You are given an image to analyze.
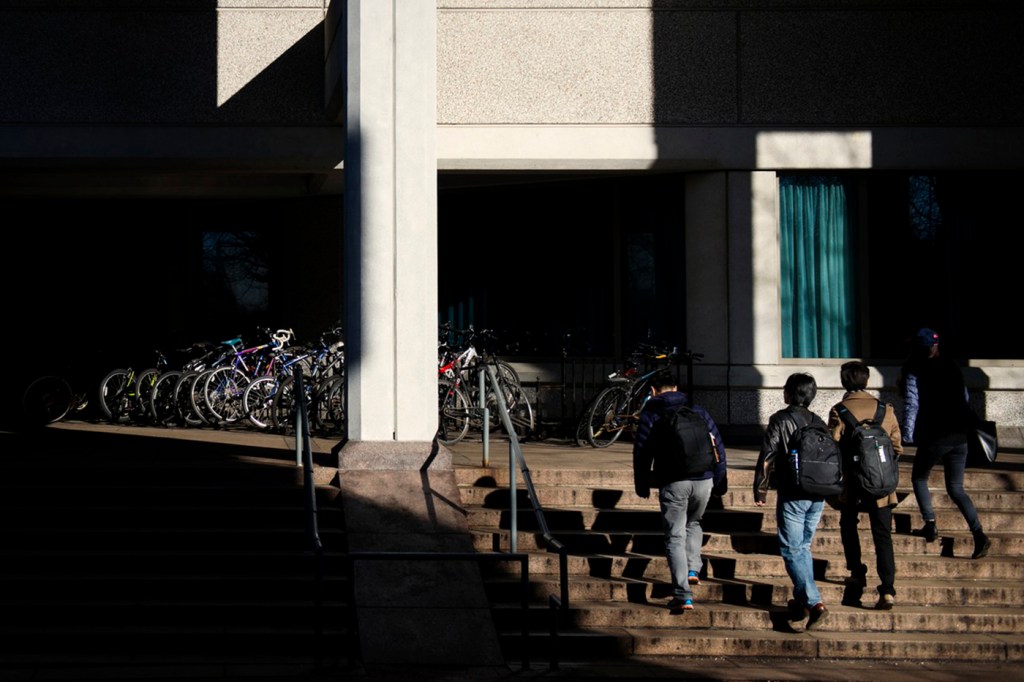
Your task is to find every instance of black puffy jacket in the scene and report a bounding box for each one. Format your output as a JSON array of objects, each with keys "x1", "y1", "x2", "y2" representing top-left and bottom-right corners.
[{"x1": 753, "y1": 404, "x2": 828, "y2": 503}]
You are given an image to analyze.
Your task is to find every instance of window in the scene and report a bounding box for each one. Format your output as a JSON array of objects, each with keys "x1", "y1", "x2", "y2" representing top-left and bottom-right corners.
[
  {"x1": 781, "y1": 171, "x2": 1024, "y2": 361},
  {"x1": 202, "y1": 230, "x2": 271, "y2": 316},
  {"x1": 779, "y1": 175, "x2": 858, "y2": 358}
]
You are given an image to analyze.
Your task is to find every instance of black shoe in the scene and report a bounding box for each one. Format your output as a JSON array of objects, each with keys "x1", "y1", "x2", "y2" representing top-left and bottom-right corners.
[
  {"x1": 973, "y1": 532, "x2": 992, "y2": 559},
  {"x1": 844, "y1": 565, "x2": 868, "y2": 587},
  {"x1": 806, "y1": 603, "x2": 829, "y2": 630},
  {"x1": 913, "y1": 521, "x2": 939, "y2": 542},
  {"x1": 875, "y1": 594, "x2": 895, "y2": 610}
]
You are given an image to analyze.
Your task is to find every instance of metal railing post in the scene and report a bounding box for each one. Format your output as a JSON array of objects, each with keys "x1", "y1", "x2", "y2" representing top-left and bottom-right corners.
[
  {"x1": 509, "y1": 439, "x2": 517, "y2": 554},
  {"x1": 479, "y1": 365, "x2": 489, "y2": 467}
]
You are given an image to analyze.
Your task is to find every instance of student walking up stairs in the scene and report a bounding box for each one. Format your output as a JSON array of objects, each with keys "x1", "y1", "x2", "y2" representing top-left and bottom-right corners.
[{"x1": 455, "y1": 438, "x2": 1024, "y2": 674}]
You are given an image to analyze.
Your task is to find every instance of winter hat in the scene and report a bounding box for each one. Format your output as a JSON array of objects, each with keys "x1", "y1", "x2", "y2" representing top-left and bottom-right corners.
[{"x1": 915, "y1": 328, "x2": 940, "y2": 348}]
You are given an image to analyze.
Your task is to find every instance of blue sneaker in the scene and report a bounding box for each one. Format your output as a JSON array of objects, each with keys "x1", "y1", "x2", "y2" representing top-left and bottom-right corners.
[
  {"x1": 687, "y1": 570, "x2": 701, "y2": 585},
  {"x1": 667, "y1": 597, "x2": 694, "y2": 614}
]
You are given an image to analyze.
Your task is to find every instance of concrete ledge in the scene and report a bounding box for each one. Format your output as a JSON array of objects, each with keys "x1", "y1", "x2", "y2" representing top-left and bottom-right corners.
[{"x1": 337, "y1": 439, "x2": 452, "y2": 471}]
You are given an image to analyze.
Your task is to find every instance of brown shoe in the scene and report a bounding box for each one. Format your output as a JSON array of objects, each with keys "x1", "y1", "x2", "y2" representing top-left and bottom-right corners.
[
  {"x1": 806, "y1": 603, "x2": 829, "y2": 630},
  {"x1": 875, "y1": 594, "x2": 895, "y2": 610}
]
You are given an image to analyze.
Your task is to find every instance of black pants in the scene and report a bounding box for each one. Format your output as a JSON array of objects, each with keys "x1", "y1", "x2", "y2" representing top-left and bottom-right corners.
[{"x1": 839, "y1": 495, "x2": 896, "y2": 598}]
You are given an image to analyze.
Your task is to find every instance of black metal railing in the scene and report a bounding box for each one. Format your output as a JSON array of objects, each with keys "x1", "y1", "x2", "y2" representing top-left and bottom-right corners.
[{"x1": 293, "y1": 367, "x2": 325, "y2": 667}]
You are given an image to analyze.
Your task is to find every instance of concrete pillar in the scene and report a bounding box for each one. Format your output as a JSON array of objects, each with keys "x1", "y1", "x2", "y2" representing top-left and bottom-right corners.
[{"x1": 343, "y1": 0, "x2": 438, "y2": 449}]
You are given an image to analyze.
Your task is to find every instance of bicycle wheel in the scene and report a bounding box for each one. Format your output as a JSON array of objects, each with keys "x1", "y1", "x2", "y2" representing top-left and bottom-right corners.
[
  {"x1": 495, "y1": 360, "x2": 521, "y2": 389},
  {"x1": 98, "y1": 368, "x2": 134, "y2": 424},
  {"x1": 174, "y1": 371, "x2": 204, "y2": 427},
  {"x1": 496, "y1": 381, "x2": 534, "y2": 441},
  {"x1": 312, "y1": 374, "x2": 346, "y2": 437},
  {"x1": 133, "y1": 367, "x2": 161, "y2": 424},
  {"x1": 150, "y1": 370, "x2": 182, "y2": 426},
  {"x1": 437, "y1": 377, "x2": 471, "y2": 446},
  {"x1": 585, "y1": 385, "x2": 631, "y2": 448},
  {"x1": 203, "y1": 366, "x2": 249, "y2": 424},
  {"x1": 22, "y1": 375, "x2": 73, "y2": 427},
  {"x1": 189, "y1": 368, "x2": 218, "y2": 425},
  {"x1": 242, "y1": 375, "x2": 278, "y2": 431}
]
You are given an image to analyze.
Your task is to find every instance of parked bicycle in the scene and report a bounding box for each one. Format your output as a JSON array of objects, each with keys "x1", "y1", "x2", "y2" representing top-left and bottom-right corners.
[
  {"x1": 195, "y1": 328, "x2": 295, "y2": 426},
  {"x1": 578, "y1": 344, "x2": 681, "y2": 448},
  {"x1": 436, "y1": 323, "x2": 533, "y2": 445},
  {"x1": 20, "y1": 374, "x2": 89, "y2": 427},
  {"x1": 242, "y1": 325, "x2": 345, "y2": 435},
  {"x1": 97, "y1": 349, "x2": 169, "y2": 425}
]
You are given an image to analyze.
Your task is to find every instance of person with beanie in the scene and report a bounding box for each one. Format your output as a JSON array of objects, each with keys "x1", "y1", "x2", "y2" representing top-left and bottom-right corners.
[{"x1": 901, "y1": 328, "x2": 991, "y2": 559}]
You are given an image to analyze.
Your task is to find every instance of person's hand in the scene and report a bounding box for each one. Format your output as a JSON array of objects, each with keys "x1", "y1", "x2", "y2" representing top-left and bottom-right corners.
[
  {"x1": 713, "y1": 475, "x2": 728, "y2": 498},
  {"x1": 754, "y1": 499, "x2": 766, "y2": 507}
]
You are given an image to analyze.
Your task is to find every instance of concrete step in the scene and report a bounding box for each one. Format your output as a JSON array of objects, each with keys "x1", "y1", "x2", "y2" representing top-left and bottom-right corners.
[
  {"x1": 0, "y1": 574, "x2": 350, "y2": 601},
  {"x1": 490, "y1": 599, "x2": 1024, "y2": 634},
  {"x1": 0, "y1": 505, "x2": 345, "y2": 530},
  {"x1": 469, "y1": 528, "x2": 1024, "y2": 558},
  {"x1": 496, "y1": 624, "x2": 1024, "y2": 661},
  {"x1": 0, "y1": 549, "x2": 351, "y2": 576},
  {"x1": 0, "y1": 484, "x2": 342, "y2": 508},
  {"x1": 1, "y1": 527, "x2": 348, "y2": 551},
  {"x1": 465, "y1": 505, "x2": 1024, "y2": 535},
  {"x1": 483, "y1": 574, "x2": 1024, "y2": 609},
  {"x1": 703, "y1": 551, "x2": 1022, "y2": 581},
  {"x1": 459, "y1": 483, "x2": 1024, "y2": 512},
  {"x1": 487, "y1": 547, "x2": 1023, "y2": 581},
  {"x1": 456, "y1": 465, "x2": 1024, "y2": 491}
]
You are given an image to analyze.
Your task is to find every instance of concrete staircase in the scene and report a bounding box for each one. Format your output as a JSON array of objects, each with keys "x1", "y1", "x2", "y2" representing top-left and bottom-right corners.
[
  {"x1": 457, "y1": 451, "x2": 1024, "y2": 666},
  {"x1": 0, "y1": 428, "x2": 352, "y2": 677}
]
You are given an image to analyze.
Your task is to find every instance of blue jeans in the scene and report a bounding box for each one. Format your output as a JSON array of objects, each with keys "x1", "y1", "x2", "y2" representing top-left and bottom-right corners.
[
  {"x1": 912, "y1": 441, "x2": 982, "y2": 533},
  {"x1": 659, "y1": 478, "x2": 713, "y2": 600},
  {"x1": 777, "y1": 497, "x2": 825, "y2": 609}
]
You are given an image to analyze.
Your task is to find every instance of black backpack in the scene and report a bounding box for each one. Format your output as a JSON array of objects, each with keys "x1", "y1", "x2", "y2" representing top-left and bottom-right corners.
[
  {"x1": 780, "y1": 410, "x2": 844, "y2": 497},
  {"x1": 648, "y1": 404, "x2": 717, "y2": 479},
  {"x1": 836, "y1": 401, "x2": 899, "y2": 498}
]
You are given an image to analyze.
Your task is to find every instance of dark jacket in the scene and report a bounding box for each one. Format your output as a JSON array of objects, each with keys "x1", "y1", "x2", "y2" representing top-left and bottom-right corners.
[
  {"x1": 827, "y1": 390, "x2": 903, "y2": 508},
  {"x1": 632, "y1": 390, "x2": 727, "y2": 497},
  {"x1": 753, "y1": 404, "x2": 827, "y2": 504},
  {"x1": 901, "y1": 354, "x2": 971, "y2": 446}
]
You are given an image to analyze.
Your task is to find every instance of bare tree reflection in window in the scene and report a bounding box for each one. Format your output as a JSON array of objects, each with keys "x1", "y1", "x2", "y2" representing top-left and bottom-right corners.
[
  {"x1": 203, "y1": 231, "x2": 270, "y2": 314},
  {"x1": 909, "y1": 176, "x2": 941, "y2": 241}
]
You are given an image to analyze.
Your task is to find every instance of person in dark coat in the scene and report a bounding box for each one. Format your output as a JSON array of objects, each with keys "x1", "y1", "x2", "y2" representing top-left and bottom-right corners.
[
  {"x1": 901, "y1": 328, "x2": 991, "y2": 559},
  {"x1": 633, "y1": 369, "x2": 727, "y2": 614},
  {"x1": 753, "y1": 372, "x2": 830, "y2": 631}
]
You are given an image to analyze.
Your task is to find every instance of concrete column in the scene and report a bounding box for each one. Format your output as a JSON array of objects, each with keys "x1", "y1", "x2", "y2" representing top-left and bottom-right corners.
[{"x1": 343, "y1": 0, "x2": 438, "y2": 448}]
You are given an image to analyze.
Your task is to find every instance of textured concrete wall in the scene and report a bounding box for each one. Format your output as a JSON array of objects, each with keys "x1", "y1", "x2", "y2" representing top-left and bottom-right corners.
[
  {"x1": 0, "y1": 2, "x2": 328, "y2": 124},
  {"x1": 438, "y1": 0, "x2": 1024, "y2": 126}
]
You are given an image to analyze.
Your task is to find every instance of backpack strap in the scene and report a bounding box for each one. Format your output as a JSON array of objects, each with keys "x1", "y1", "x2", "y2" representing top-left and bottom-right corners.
[
  {"x1": 837, "y1": 400, "x2": 886, "y2": 428},
  {"x1": 836, "y1": 404, "x2": 857, "y2": 430}
]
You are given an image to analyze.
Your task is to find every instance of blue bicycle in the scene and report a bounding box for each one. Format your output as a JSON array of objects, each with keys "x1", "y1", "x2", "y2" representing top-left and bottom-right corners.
[{"x1": 579, "y1": 345, "x2": 678, "y2": 448}]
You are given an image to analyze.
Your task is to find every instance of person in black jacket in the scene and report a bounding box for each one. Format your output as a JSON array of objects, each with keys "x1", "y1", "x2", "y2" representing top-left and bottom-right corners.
[
  {"x1": 901, "y1": 328, "x2": 990, "y2": 559},
  {"x1": 753, "y1": 372, "x2": 830, "y2": 631},
  {"x1": 633, "y1": 369, "x2": 727, "y2": 614}
]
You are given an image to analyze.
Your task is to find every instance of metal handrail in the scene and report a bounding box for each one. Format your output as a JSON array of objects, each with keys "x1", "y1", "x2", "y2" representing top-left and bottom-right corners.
[
  {"x1": 294, "y1": 362, "x2": 565, "y2": 670},
  {"x1": 481, "y1": 363, "x2": 570, "y2": 613},
  {"x1": 293, "y1": 366, "x2": 325, "y2": 667}
]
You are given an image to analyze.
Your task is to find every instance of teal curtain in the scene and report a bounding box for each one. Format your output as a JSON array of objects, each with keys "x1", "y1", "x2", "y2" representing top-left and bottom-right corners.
[{"x1": 779, "y1": 176, "x2": 857, "y2": 358}]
